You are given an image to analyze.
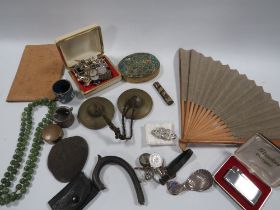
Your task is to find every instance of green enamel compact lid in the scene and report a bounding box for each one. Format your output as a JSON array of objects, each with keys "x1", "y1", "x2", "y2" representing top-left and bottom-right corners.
[{"x1": 118, "y1": 53, "x2": 160, "y2": 83}]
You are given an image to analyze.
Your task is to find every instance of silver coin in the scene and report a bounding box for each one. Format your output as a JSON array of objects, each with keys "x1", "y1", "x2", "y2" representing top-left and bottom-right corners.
[
  {"x1": 97, "y1": 66, "x2": 108, "y2": 74},
  {"x1": 89, "y1": 69, "x2": 98, "y2": 77},
  {"x1": 91, "y1": 75, "x2": 100, "y2": 81},
  {"x1": 139, "y1": 153, "x2": 151, "y2": 167},
  {"x1": 149, "y1": 153, "x2": 163, "y2": 168}
]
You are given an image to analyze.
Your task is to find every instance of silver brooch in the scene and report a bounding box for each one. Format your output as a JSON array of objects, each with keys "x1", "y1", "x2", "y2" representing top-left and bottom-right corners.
[{"x1": 151, "y1": 127, "x2": 177, "y2": 141}]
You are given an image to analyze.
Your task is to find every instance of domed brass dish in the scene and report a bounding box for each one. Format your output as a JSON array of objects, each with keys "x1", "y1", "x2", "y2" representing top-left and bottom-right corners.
[
  {"x1": 41, "y1": 124, "x2": 64, "y2": 144},
  {"x1": 78, "y1": 97, "x2": 115, "y2": 129},
  {"x1": 117, "y1": 89, "x2": 153, "y2": 119}
]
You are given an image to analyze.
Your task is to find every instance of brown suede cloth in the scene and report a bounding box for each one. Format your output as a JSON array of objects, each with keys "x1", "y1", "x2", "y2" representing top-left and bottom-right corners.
[{"x1": 6, "y1": 44, "x2": 64, "y2": 102}]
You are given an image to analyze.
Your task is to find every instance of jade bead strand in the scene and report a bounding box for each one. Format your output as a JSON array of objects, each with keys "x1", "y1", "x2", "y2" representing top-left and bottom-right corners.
[{"x1": 0, "y1": 99, "x2": 56, "y2": 205}]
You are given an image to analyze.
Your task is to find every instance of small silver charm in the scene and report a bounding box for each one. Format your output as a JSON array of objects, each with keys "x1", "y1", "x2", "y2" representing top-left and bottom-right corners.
[
  {"x1": 151, "y1": 127, "x2": 177, "y2": 141},
  {"x1": 167, "y1": 180, "x2": 184, "y2": 195},
  {"x1": 135, "y1": 153, "x2": 167, "y2": 183},
  {"x1": 139, "y1": 153, "x2": 151, "y2": 168},
  {"x1": 166, "y1": 169, "x2": 213, "y2": 195},
  {"x1": 72, "y1": 56, "x2": 111, "y2": 86},
  {"x1": 144, "y1": 168, "x2": 155, "y2": 180},
  {"x1": 89, "y1": 68, "x2": 98, "y2": 78},
  {"x1": 149, "y1": 153, "x2": 163, "y2": 168}
]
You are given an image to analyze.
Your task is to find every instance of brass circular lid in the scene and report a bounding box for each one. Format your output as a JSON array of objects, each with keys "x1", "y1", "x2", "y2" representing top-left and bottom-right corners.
[
  {"x1": 41, "y1": 124, "x2": 64, "y2": 144},
  {"x1": 78, "y1": 97, "x2": 115, "y2": 129},
  {"x1": 118, "y1": 53, "x2": 160, "y2": 83},
  {"x1": 117, "y1": 89, "x2": 153, "y2": 119}
]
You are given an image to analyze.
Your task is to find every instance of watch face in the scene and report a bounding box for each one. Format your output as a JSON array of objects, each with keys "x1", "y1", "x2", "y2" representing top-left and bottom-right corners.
[
  {"x1": 139, "y1": 153, "x2": 151, "y2": 167},
  {"x1": 149, "y1": 153, "x2": 163, "y2": 168}
]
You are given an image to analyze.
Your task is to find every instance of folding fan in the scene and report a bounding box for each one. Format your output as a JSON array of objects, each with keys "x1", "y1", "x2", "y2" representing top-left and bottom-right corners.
[{"x1": 179, "y1": 49, "x2": 280, "y2": 149}]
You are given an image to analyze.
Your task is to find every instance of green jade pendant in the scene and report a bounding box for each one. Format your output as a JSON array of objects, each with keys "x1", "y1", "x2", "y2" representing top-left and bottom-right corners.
[{"x1": 0, "y1": 98, "x2": 56, "y2": 205}]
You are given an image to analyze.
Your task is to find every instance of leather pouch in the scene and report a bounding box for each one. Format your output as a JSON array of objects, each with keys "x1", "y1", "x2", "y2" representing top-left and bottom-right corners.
[
  {"x1": 48, "y1": 155, "x2": 145, "y2": 210},
  {"x1": 48, "y1": 172, "x2": 99, "y2": 210}
]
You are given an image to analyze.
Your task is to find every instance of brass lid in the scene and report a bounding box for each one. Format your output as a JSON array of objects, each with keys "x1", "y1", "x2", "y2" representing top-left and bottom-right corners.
[
  {"x1": 41, "y1": 124, "x2": 64, "y2": 144},
  {"x1": 117, "y1": 89, "x2": 153, "y2": 119},
  {"x1": 78, "y1": 97, "x2": 115, "y2": 129}
]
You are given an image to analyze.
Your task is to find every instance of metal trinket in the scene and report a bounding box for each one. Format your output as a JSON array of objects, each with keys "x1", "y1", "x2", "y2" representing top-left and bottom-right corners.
[
  {"x1": 41, "y1": 123, "x2": 64, "y2": 144},
  {"x1": 78, "y1": 89, "x2": 153, "y2": 141},
  {"x1": 139, "y1": 153, "x2": 151, "y2": 168},
  {"x1": 153, "y1": 81, "x2": 174, "y2": 105},
  {"x1": 72, "y1": 56, "x2": 112, "y2": 86},
  {"x1": 135, "y1": 150, "x2": 194, "y2": 184},
  {"x1": 117, "y1": 88, "x2": 153, "y2": 119},
  {"x1": 159, "y1": 149, "x2": 193, "y2": 185},
  {"x1": 149, "y1": 153, "x2": 163, "y2": 168},
  {"x1": 52, "y1": 79, "x2": 75, "y2": 104},
  {"x1": 166, "y1": 169, "x2": 213, "y2": 195},
  {"x1": 151, "y1": 127, "x2": 177, "y2": 141},
  {"x1": 166, "y1": 180, "x2": 183, "y2": 195},
  {"x1": 53, "y1": 106, "x2": 74, "y2": 128},
  {"x1": 144, "y1": 168, "x2": 155, "y2": 180},
  {"x1": 224, "y1": 166, "x2": 262, "y2": 205},
  {"x1": 135, "y1": 153, "x2": 163, "y2": 182},
  {"x1": 78, "y1": 97, "x2": 115, "y2": 130}
]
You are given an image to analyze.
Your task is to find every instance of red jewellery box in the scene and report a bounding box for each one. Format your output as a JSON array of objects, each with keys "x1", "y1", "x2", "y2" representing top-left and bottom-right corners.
[
  {"x1": 214, "y1": 133, "x2": 280, "y2": 210},
  {"x1": 55, "y1": 25, "x2": 121, "y2": 96}
]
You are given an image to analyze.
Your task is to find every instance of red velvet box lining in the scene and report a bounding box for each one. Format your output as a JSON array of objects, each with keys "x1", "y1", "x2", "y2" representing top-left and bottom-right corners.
[
  {"x1": 214, "y1": 156, "x2": 271, "y2": 210},
  {"x1": 70, "y1": 56, "x2": 120, "y2": 93}
]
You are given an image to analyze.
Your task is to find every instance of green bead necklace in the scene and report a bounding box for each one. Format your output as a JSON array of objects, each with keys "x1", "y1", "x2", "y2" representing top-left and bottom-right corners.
[{"x1": 0, "y1": 98, "x2": 56, "y2": 206}]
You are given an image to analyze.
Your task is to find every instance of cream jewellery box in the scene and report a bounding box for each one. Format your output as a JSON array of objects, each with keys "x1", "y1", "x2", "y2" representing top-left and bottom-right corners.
[{"x1": 55, "y1": 25, "x2": 121, "y2": 96}]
